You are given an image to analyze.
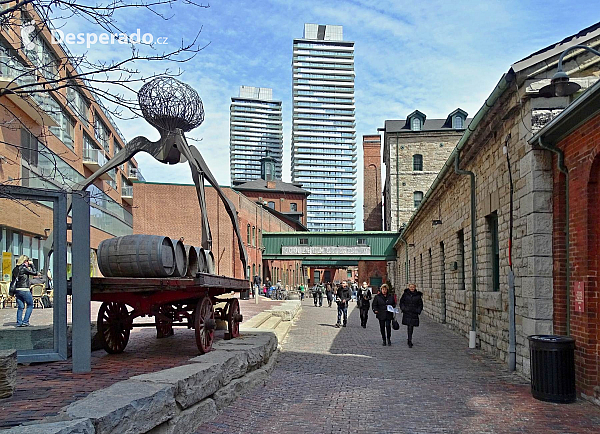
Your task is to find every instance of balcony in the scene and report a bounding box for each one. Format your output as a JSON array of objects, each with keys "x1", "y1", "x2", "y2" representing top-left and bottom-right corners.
[
  {"x1": 127, "y1": 166, "x2": 144, "y2": 181},
  {"x1": 0, "y1": 56, "x2": 58, "y2": 127},
  {"x1": 82, "y1": 148, "x2": 111, "y2": 179},
  {"x1": 121, "y1": 185, "x2": 133, "y2": 205}
]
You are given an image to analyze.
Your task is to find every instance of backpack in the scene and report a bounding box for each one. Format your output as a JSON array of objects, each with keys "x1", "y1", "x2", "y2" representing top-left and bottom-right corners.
[
  {"x1": 41, "y1": 294, "x2": 52, "y2": 308},
  {"x1": 9, "y1": 266, "x2": 19, "y2": 296}
]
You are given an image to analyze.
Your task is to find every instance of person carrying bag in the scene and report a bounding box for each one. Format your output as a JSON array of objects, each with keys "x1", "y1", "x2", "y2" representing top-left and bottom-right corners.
[
  {"x1": 372, "y1": 283, "x2": 396, "y2": 346},
  {"x1": 400, "y1": 283, "x2": 424, "y2": 348},
  {"x1": 12, "y1": 255, "x2": 38, "y2": 327}
]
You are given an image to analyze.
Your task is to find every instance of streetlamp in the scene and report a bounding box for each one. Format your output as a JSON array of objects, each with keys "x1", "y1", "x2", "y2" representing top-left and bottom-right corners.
[{"x1": 539, "y1": 44, "x2": 600, "y2": 97}]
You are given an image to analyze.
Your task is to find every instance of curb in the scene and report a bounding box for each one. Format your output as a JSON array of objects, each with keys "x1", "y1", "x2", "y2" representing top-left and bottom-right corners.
[{"x1": 4, "y1": 300, "x2": 301, "y2": 433}]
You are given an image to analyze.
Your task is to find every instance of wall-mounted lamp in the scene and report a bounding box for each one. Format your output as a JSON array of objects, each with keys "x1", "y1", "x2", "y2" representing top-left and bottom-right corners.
[
  {"x1": 539, "y1": 44, "x2": 600, "y2": 97},
  {"x1": 432, "y1": 219, "x2": 443, "y2": 226}
]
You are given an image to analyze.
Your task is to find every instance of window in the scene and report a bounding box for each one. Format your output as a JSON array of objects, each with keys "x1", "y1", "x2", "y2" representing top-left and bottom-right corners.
[
  {"x1": 413, "y1": 154, "x2": 423, "y2": 171},
  {"x1": 357, "y1": 238, "x2": 367, "y2": 245},
  {"x1": 20, "y1": 128, "x2": 39, "y2": 166},
  {"x1": 488, "y1": 212, "x2": 500, "y2": 292},
  {"x1": 453, "y1": 116, "x2": 464, "y2": 129},
  {"x1": 299, "y1": 238, "x2": 308, "y2": 245},
  {"x1": 258, "y1": 229, "x2": 262, "y2": 248},
  {"x1": 290, "y1": 202, "x2": 298, "y2": 212},
  {"x1": 413, "y1": 191, "x2": 423, "y2": 208},
  {"x1": 67, "y1": 85, "x2": 90, "y2": 126},
  {"x1": 411, "y1": 117, "x2": 421, "y2": 131},
  {"x1": 458, "y1": 230, "x2": 465, "y2": 290},
  {"x1": 246, "y1": 224, "x2": 250, "y2": 245},
  {"x1": 94, "y1": 117, "x2": 110, "y2": 153},
  {"x1": 48, "y1": 99, "x2": 74, "y2": 148},
  {"x1": 267, "y1": 201, "x2": 275, "y2": 209},
  {"x1": 252, "y1": 226, "x2": 256, "y2": 247}
]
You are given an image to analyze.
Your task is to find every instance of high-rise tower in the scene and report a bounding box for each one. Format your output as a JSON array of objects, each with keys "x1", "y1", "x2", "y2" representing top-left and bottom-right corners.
[
  {"x1": 230, "y1": 86, "x2": 283, "y2": 185},
  {"x1": 291, "y1": 24, "x2": 356, "y2": 231}
]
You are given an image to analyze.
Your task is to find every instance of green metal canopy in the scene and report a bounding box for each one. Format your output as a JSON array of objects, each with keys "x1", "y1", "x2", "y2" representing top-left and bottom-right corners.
[{"x1": 262, "y1": 231, "x2": 398, "y2": 262}]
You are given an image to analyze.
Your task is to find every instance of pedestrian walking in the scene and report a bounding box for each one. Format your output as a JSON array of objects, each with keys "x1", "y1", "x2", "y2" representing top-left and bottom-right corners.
[
  {"x1": 335, "y1": 280, "x2": 351, "y2": 328},
  {"x1": 372, "y1": 283, "x2": 396, "y2": 346},
  {"x1": 275, "y1": 280, "x2": 283, "y2": 300},
  {"x1": 11, "y1": 255, "x2": 39, "y2": 327},
  {"x1": 252, "y1": 274, "x2": 261, "y2": 299},
  {"x1": 400, "y1": 283, "x2": 423, "y2": 348},
  {"x1": 357, "y1": 283, "x2": 372, "y2": 328},
  {"x1": 299, "y1": 284, "x2": 305, "y2": 301},
  {"x1": 313, "y1": 284, "x2": 323, "y2": 307},
  {"x1": 325, "y1": 282, "x2": 333, "y2": 307}
]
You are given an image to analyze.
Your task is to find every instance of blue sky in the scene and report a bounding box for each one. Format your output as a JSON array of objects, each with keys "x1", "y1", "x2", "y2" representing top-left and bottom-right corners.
[{"x1": 62, "y1": 0, "x2": 600, "y2": 229}]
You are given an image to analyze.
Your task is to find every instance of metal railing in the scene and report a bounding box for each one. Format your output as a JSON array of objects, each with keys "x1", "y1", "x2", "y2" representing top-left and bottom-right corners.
[
  {"x1": 82, "y1": 148, "x2": 107, "y2": 166},
  {"x1": 121, "y1": 185, "x2": 133, "y2": 197}
]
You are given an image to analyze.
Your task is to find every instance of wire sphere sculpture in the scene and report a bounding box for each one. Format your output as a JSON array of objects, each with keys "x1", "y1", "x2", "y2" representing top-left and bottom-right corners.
[{"x1": 138, "y1": 77, "x2": 205, "y2": 133}]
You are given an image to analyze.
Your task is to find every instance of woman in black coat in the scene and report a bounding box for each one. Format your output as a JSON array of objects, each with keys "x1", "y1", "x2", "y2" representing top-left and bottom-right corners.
[
  {"x1": 372, "y1": 284, "x2": 396, "y2": 346},
  {"x1": 400, "y1": 283, "x2": 423, "y2": 348}
]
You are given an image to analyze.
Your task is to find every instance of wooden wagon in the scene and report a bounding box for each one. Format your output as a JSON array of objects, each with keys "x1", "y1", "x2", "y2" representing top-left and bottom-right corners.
[{"x1": 90, "y1": 274, "x2": 249, "y2": 354}]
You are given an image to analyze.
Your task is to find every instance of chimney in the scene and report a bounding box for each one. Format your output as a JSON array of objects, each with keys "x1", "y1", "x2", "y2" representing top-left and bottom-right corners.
[
  {"x1": 363, "y1": 134, "x2": 383, "y2": 231},
  {"x1": 267, "y1": 181, "x2": 276, "y2": 189}
]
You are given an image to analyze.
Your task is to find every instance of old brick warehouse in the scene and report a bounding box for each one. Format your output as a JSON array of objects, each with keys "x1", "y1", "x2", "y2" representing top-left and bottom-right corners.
[{"x1": 386, "y1": 23, "x2": 600, "y2": 404}]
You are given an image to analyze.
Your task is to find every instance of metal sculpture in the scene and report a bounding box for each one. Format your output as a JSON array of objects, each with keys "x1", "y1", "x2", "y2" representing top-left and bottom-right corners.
[{"x1": 53, "y1": 77, "x2": 248, "y2": 278}]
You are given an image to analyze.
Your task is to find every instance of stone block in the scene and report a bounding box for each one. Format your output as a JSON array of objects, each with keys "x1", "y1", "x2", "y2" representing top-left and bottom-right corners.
[
  {"x1": 212, "y1": 350, "x2": 279, "y2": 410},
  {"x1": 3, "y1": 419, "x2": 95, "y2": 434},
  {"x1": 131, "y1": 361, "x2": 222, "y2": 409},
  {"x1": 521, "y1": 276, "x2": 553, "y2": 299},
  {"x1": 478, "y1": 291, "x2": 503, "y2": 311},
  {"x1": 147, "y1": 398, "x2": 217, "y2": 434},
  {"x1": 0, "y1": 349, "x2": 17, "y2": 399},
  {"x1": 527, "y1": 298, "x2": 553, "y2": 320},
  {"x1": 526, "y1": 256, "x2": 553, "y2": 277},
  {"x1": 454, "y1": 290, "x2": 467, "y2": 305},
  {"x1": 521, "y1": 317, "x2": 553, "y2": 337},
  {"x1": 64, "y1": 380, "x2": 176, "y2": 434},
  {"x1": 526, "y1": 213, "x2": 552, "y2": 235},
  {"x1": 522, "y1": 234, "x2": 552, "y2": 257},
  {"x1": 189, "y1": 350, "x2": 248, "y2": 386}
]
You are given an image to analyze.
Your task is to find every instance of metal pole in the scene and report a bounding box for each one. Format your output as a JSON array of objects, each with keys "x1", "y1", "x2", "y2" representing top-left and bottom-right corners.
[{"x1": 72, "y1": 191, "x2": 91, "y2": 373}]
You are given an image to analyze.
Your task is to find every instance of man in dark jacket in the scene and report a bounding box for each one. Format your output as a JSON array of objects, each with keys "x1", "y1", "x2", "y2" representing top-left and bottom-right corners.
[
  {"x1": 252, "y1": 275, "x2": 261, "y2": 298},
  {"x1": 372, "y1": 284, "x2": 396, "y2": 345},
  {"x1": 400, "y1": 283, "x2": 423, "y2": 348},
  {"x1": 325, "y1": 282, "x2": 333, "y2": 307},
  {"x1": 335, "y1": 280, "x2": 351, "y2": 328},
  {"x1": 357, "y1": 283, "x2": 372, "y2": 328}
]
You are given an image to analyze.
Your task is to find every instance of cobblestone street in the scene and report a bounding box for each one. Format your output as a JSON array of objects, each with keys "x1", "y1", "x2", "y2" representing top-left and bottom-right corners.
[{"x1": 195, "y1": 300, "x2": 600, "y2": 434}]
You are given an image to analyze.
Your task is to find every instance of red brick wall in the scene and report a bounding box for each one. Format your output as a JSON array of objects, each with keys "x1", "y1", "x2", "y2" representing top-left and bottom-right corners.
[
  {"x1": 239, "y1": 191, "x2": 308, "y2": 226},
  {"x1": 553, "y1": 112, "x2": 600, "y2": 400},
  {"x1": 363, "y1": 135, "x2": 383, "y2": 231},
  {"x1": 133, "y1": 182, "x2": 297, "y2": 280},
  {"x1": 358, "y1": 260, "x2": 387, "y2": 289}
]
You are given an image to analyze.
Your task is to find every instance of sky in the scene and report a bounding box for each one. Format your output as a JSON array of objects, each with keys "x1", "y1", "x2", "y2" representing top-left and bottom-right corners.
[{"x1": 59, "y1": 0, "x2": 600, "y2": 229}]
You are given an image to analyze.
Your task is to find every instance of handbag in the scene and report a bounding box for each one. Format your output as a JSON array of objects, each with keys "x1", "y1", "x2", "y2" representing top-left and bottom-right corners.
[
  {"x1": 8, "y1": 266, "x2": 18, "y2": 296},
  {"x1": 392, "y1": 312, "x2": 400, "y2": 330}
]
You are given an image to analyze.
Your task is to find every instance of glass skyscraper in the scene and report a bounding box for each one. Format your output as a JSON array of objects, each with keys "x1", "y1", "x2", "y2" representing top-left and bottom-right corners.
[
  {"x1": 292, "y1": 24, "x2": 356, "y2": 231},
  {"x1": 230, "y1": 86, "x2": 283, "y2": 184}
]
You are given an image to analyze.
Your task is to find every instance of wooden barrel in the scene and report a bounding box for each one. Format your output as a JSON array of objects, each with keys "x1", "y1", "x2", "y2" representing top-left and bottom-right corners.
[
  {"x1": 196, "y1": 247, "x2": 207, "y2": 273},
  {"x1": 98, "y1": 235, "x2": 175, "y2": 277},
  {"x1": 185, "y1": 245, "x2": 199, "y2": 277},
  {"x1": 205, "y1": 249, "x2": 215, "y2": 274},
  {"x1": 169, "y1": 238, "x2": 187, "y2": 277}
]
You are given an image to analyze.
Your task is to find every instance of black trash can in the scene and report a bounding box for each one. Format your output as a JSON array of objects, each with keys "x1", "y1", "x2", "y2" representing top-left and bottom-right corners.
[
  {"x1": 528, "y1": 335, "x2": 576, "y2": 403},
  {"x1": 240, "y1": 289, "x2": 250, "y2": 300}
]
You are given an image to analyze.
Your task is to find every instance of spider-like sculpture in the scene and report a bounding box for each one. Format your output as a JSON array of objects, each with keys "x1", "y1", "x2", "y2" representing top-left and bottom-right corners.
[{"x1": 68, "y1": 78, "x2": 248, "y2": 277}]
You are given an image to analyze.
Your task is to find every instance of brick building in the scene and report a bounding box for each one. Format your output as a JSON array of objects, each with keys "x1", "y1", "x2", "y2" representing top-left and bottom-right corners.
[
  {"x1": 362, "y1": 135, "x2": 382, "y2": 231},
  {"x1": 531, "y1": 80, "x2": 600, "y2": 404},
  {"x1": 391, "y1": 24, "x2": 600, "y2": 383},
  {"x1": 0, "y1": 5, "x2": 141, "y2": 279},
  {"x1": 132, "y1": 181, "x2": 302, "y2": 285},
  {"x1": 380, "y1": 109, "x2": 470, "y2": 231}
]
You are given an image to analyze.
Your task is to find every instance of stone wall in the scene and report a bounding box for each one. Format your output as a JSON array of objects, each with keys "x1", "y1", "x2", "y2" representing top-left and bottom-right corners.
[
  {"x1": 384, "y1": 130, "x2": 461, "y2": 231},
  {"x1": 394, "y1": 88, "x2": 564, "y2": 376}
]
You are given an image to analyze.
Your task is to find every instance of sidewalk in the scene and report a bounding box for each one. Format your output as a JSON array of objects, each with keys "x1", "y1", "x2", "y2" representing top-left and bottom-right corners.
[{"x1": 0, "y1": 296, "x2": 281, "y2": 428}]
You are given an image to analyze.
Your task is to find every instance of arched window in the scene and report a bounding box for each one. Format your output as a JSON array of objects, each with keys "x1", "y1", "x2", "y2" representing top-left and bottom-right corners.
[
  {"x1": 453, "y1": 116, "x2": 463, "y2": 129},
  {"x1": 413, "y1": 154, "x2": 423, "y2": 171},
  {"x1": 411, "y1": 117, "x2": 421, "y2": 131},
  {"x1": 414, "y1": 191, "x2": 423, "y2": 208},
  {"x1": 290, "y1": 202, "x2": 297, "y2": 212},
  {"x1": 267, "y1": 201, "x2": 275, "y2": 209},
  {"x1": 246, "y1": 224, "x2": 250, "y2": 245},
  {"x1": 252, "y1": 226, "x2": 256, "y2": 246}
]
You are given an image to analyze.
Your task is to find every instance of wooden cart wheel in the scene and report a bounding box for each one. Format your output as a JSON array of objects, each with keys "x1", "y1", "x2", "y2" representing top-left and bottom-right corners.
[
  {"x1": 156, "y1": 304, "x2": 174, "y2": 338},
  {"x1": 97, "y1": 302, "x2": 131, "y2": 354},
  {"x1": 194, "y1": 296, "x2": 215, "y2": 353},
  {"x1": 227, "y1": 298, "x2": 242, "y2": 339}
]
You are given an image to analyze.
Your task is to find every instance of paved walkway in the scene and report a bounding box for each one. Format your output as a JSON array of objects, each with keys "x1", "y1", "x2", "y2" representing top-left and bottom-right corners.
[
  {"x1": 0, "y1": 296, "x2": 281, "y2": 428},
  {"x1": 195, "y1": 300, "x2": 600, "y2": 434}
]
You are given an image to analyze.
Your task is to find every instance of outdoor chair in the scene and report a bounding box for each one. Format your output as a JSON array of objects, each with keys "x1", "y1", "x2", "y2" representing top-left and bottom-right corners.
[
  {"x1": 0, "y1": 281, "x2": 15, "y2": 308},
  {"x1": 30, "y1": 283, "x2": 45, "y2": 308}
]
